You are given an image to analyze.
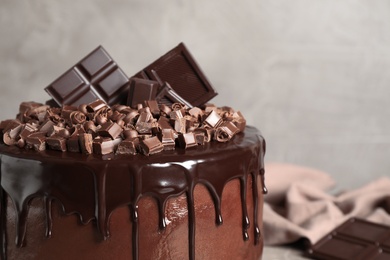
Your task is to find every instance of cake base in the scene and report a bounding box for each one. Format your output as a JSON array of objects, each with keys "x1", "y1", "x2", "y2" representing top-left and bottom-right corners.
[{"x1": 1, "y1": 127, "x2": 266, "y2": 260}]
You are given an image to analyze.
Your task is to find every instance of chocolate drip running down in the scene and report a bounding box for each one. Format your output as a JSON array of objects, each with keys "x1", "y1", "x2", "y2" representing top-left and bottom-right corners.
[{"x1": 0, "y1": 127, "x2": 265, "y2": 260}]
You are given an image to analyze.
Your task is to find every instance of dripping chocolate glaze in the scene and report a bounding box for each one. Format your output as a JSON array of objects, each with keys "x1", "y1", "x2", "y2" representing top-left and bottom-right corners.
[{"x1": 0, "y1": 126, "x2": 266, "y2": 260}]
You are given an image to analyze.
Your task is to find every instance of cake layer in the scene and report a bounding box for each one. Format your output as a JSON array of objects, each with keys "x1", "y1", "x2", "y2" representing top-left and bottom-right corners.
[{"x1": 0, "y1": 126, "x2": 266, "y2": 260}]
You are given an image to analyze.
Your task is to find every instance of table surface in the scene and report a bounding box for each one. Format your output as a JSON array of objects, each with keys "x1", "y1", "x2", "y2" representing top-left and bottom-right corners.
[{"x1": 263, "y1": 245, "x2": 311, "y2": 260}]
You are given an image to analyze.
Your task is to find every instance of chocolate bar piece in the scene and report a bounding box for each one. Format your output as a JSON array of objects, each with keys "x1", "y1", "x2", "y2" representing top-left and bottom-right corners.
[
  {"x1": 139, "y1": 136, "x2": 164, "y2": 155},
  {"x1": 127, "y1": 78, "x2": 159, "y2": 108},
  {"x1": 45, "y1": 46, "x2": 129, "y2": 107},
  {"x1": 308, "y1": 218, "x2": 390, "y2": 260},
  {"x1": 133, "y1": 43, "x2": 217, "y2": 107}
]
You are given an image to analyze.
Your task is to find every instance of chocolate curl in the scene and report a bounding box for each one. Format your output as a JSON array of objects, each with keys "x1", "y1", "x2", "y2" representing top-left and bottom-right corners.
[
  {"x1": 139, "y1": 136, "x2": 164, "y2": 155},
  {"x1": 110, "y1": 111, "x2": 126, "y2": 123},
  {"x1": 215, "y1": 122, "x2": 239, "y2": 142},
  {"x1": 46, "y1": 134, "x2": 67, "y2": 152},
  {"x1": 70, "y1": 111, "x2": 87, "y2": 125},
  {"x1": 61, "y1": 105, "x2": 78, "y2": 126},
  {"x1": 78, "y1": 104, "x2": 88, "y2": 115},
  {"x1": 194, "y1": 132, "x2": 206, "y2": 145},
  {"x1": 26, "y1": 105, "x2": 50, "y2": 123},
  {"x1": 83, "y1": 121, "x2": 98, "y2": 137},
  {"x1": 178, "y1": 133, "x2": 198, "y2": 149},
  {"x1": 2, "y1": 120, "x2": 23, "y2": 145},
  {"x1": 86, "y1": 99, "x2": 108, "y2": 113},
  {"x1": 46, "y1": 108, "x2": 65, "y2": 127},
  {"x1": 19, "y1": 101, "x2": 44, "y2": 115},
  {"x1": 193, "y1": 127, "x2": 214, "y2": 143},
  {"x1": 188, "y1": 107, "x2": 203, "y2": 120},
  {"x1": 18, "y1": 102, "x2": 43, "y2": 123},
  {"x1": 26, "y1": 132, "x2": 47, "y2": 151},
  {"x1": 123, "y1": 110, "x2": 139, "y2": 126},
  {"x1": 232, "y1": 111, "x2": 246, "y2": 132}
]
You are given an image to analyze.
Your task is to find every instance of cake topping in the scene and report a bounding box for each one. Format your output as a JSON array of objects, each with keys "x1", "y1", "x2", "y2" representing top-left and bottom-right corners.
[
  {"x1": 45, "y1": 46, "x2": 129, "y2": 107},
  {"x1": 133, "y1": 43, "x2": 217, "y2": 107},
  {"x1": 0, "y1": 99, "x2": 246, "y2": 155}
]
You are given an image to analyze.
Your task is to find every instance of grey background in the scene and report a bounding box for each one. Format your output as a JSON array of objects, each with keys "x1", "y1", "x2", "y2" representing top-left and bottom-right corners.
[{"x1": 1, "y1": 0, "x2": 390, "y2": 190}]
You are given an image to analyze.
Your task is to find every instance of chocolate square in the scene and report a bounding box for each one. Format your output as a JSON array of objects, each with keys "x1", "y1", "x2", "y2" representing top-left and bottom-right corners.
[
  {"x1": 133, "y1": 43, "x2": 217, "y2": 107},
  {"x1": 45, "y1": 46, "x2": 129, "y2": 107}
]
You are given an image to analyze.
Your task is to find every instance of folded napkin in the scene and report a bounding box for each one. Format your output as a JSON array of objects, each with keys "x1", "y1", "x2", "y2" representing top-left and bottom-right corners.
[{"x1": 263, "y1": 163, "x2": 390, "y2": 246}]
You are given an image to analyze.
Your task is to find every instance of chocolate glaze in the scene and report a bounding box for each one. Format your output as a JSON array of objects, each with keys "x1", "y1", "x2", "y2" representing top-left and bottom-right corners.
[{"x1": 0, "y1": 126, "x2": 265, "y2": 260}]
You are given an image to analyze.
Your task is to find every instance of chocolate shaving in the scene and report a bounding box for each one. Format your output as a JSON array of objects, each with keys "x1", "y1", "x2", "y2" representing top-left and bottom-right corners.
[{"x1": 1, "y1": 98, "x2": 246, "y2": 156}]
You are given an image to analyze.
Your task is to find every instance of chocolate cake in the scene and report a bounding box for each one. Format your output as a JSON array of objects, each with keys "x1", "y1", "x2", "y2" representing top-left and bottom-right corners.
[{"x1": 0, "y1": 43, "x2": 266, "y2": 260}]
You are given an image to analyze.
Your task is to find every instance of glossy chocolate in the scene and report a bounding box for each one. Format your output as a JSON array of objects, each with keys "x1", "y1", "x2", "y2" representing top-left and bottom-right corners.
[
  {"x1": 308, "y1": 218, "x2": 390, "y2": 260},
  {"x1": 0, "y1": 126, "x2": 265, "y2": 260},
  {"x1": 45, "y1": 46, "x2": 129, "y2": 107},
  {"x1": 127, "y1": 78, "x2": 160, "y2": 108},
  {"x1": 133, "y1": 43, "x2": 217, "y2": 107}
]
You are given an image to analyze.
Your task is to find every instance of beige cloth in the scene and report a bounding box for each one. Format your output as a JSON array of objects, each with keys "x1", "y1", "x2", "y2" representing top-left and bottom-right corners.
[{"x1": 263, "y1": 163, "x2": 390, "y2": 246}]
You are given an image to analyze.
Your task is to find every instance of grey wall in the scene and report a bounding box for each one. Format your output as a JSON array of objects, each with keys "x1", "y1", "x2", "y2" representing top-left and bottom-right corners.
[{"x1": 1, "y1": 0, "x2": 390, "y2": 189}]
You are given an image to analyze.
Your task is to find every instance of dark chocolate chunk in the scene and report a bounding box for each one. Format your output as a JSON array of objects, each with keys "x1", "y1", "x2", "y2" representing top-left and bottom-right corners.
[
  {"x1": 79, "y1": 133, "x2": 93, "y2": 154},
  {"x1": 93, "y1": 137, "x2": 121, "y2": 155},
  {"x1": 194, "y1": 131, "x2": 206, "y2": 145},
  {"x1": 155, "y1": 82, "x2": 193, "y2": 108},
  {"x1": 122, "y1": 129, "x2": 138, "y2": 140},
  {"x1": 19, "y1": 123, "x2": 38, "y2": 140},
  {"x1": 45, "y1": 46, "x2": 129, "y2": 107},
  {"x1": 116, "y1": 138, "x2": 139, "y2": 155},
  {"x1": 308, "y1": 218, "x2": 390, "y2": 260},
  {"x1": 160, "y1": 129, "x2": 176, "y2": 150},
  {"x1": 19, "y1": 101, "x2": 44, "y2": 115},
  {"x1": 178, "y1": 133, "x2": 198, "y2": 149},
  {"x1": 38, "y1": 120, "x2": 55, "y2": 134},
  {"x1": 174, "y1": 118, "x2": 187, "y2": 134},
  {"x1": 203, "y1": 110, "x2": 223, "y2": 128},
  {"x1": 127, "y1": 78, "x2": 160, "y2": 108},
  {"x1": 133, "y1": 42, "x2": 217, "y2": 107},
  {"x1": 139, "y1": 136, "x2": 164, "y2": 155},
  {"x1": 193, "y1": 127, "x2": 214, "y2": 143},
  {"x1": 46, "y1": 135, "x2": 67, "y2": 152},
  {"x1": 144, "y1": 100, "x2": 160, "y2": 117},
  {"x1": 98, "y1": 121, "x2": 122, "y2": 140},
  {"x1": 26, "y1": 132, "x2": 47, "y2": 151},
  {"x1": 66, "y1": 127, "x2": 84, "y2": 153}
]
